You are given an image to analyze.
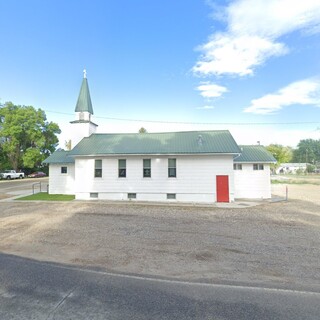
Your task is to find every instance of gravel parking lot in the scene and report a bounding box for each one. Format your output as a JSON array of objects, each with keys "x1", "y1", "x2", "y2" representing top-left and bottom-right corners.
[{"x1": 0, "y1": 184, "x2": 319, "y2": 292}]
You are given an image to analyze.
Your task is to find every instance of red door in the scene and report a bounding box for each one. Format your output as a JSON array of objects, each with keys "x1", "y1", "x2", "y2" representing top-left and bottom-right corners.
[{"x1": 216, "y1": 175, "x2": 229, "y2": 202}]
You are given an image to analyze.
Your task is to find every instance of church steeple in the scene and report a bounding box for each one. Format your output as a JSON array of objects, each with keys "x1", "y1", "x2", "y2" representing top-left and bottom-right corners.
[
  {"x1": 69, "y1": 70, "x2": 98, "y2": 149},
  {"x1": 75, "y1": 69, "x2": 94, "y2": 115}
]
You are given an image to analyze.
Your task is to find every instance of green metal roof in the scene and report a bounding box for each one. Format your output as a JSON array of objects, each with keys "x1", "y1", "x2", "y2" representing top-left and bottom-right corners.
[
  {"x1": 75, "y1": 78, "x2": 94, "y2": 114},
  {"x1": 43, "y1": 137, "x2": 277, "y2": 164},
  {"x1": 234, "y1": 145, "x2": 276, "y2": 163},
  {"x1": 68, "y1": 130, "x2": 241, "y2": 156},
  {"x1": 43, "y1": 150, "x2": 75, "y2": 164}
]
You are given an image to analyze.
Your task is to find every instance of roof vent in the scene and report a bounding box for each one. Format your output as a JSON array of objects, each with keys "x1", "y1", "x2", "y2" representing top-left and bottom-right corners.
[{"x1": 197, "y1": 135, "x2": 203, "y2": 146}]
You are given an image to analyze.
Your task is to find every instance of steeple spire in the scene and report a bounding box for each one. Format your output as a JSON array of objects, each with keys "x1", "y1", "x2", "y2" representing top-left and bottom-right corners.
[
  {"x1": 75, "y1": 70, "x2": 93, "y2": 115},
  {"x1": 70, "y1": 70, "x2": 98, "y2": 148}
]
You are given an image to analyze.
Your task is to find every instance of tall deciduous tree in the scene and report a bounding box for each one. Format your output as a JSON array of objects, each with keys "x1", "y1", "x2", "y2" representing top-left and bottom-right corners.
[
  {"x1": 0, "y1": 143, "x2": 10, "y2": 170},
  {"x1": 138, "y1": 127, "x2": 147, "y2": 133},
  {"x1": 0, "y1": 102, "x2": 61, "y2": 170},
  {"x1": 292, "y1": 139, "x2": 320, "y2": 164},
  {"x1": 266, "y1": 144, "x2": 293, "y2": 165}
]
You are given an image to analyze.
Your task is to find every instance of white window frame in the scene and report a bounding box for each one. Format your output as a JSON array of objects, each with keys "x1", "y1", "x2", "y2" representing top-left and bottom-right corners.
[
  {"x1": 118, "y1": 159, "x2": 126, "y2": 178},
  {"x1": 168, "y1": 158, "x2": 176, "y2": 178},
  {"x1": 253, "y1": 164, "x2": 264, "y2": 170},
  {"x1": 94, "y1": 159, "x2": 102, "y2": 178},
  {"x1": 143, "y1": 159, "x2": 151, "y2": 178},
  {"x1": 61, "y1": 166, "x2": 68, "y2": 174}
]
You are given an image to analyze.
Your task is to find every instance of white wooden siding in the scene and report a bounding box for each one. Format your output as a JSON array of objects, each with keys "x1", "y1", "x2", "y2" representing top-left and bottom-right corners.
[
  {"x1": 74, "y1": 155, "x2": 235, "y2": 203},
  {"x1": 234, "y1": 163, "x2": 271, "y2": 199},
  {"x1": 70, "y1": 122, "x2": 97, "y2": 149},
  {"x1": 48, "y1": 164, "x2": 75, "y2": 195}
]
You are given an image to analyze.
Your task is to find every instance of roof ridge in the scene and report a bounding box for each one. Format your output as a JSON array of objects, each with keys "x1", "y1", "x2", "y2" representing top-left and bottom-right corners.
[
  {"x1": 90, "y1": 130, "x2": 230, "y2": 136},
  {"x1": 239, "y1": 145, "x2": 265, "y2": 147}
]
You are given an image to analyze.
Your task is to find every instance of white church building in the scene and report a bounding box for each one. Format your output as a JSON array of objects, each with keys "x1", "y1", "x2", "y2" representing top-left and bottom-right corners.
[{"x1": 44, "y1": 73, "x2": 276, "y2": 203}]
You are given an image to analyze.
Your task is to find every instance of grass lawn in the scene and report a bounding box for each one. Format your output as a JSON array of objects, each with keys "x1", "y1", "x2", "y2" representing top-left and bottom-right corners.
[
  {"x1": 271, "y1": 174, "x2": 320, "y2": 185},
  {"x1": 17, "y1": 193, "x2": 75, "y2": 201}
]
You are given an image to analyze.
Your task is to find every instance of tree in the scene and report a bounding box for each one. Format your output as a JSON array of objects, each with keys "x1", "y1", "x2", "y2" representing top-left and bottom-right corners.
[
  {"x1": 306, "y1": 164, "x2": 316, "y2": 173},
  {"x1": 266, "y1": 144, "x2": 293, "y2": 165},
  {"x1": 65, "y1": 139, "x2": 72, "y2": 151},
  {"x1": 0, "y1": 143, "x2": 10, "y2": 170},
  {"x1": 292, "y1": 139, "x2": 320, "y2": 164},
  {"x1": 0, "y1": 102, "x2": 61, "y2": 170},
  {"x1": 138, "y1": 127, "x2": 147, "y2": 134}
]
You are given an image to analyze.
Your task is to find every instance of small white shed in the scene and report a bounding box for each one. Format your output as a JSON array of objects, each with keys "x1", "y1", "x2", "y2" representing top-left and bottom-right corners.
[{"x1": 233, "y1": 145, "x2": 276, "y2": 199}]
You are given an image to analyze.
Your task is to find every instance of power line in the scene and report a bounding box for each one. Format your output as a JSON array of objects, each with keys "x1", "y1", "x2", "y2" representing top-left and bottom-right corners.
[{"x1": 44, "y1": 109, "x2": 320, "y2": 126}]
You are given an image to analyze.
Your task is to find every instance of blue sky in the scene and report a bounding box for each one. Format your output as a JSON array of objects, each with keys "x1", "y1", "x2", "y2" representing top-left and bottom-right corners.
[{"x1": 1, "y1": 0, "x2": 320, "y2": 147}]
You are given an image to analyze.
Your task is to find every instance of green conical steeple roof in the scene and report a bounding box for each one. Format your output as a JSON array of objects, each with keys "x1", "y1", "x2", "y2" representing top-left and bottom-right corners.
[{"x1": 75, "y1": 70, "x2": 94, "y2": 114}]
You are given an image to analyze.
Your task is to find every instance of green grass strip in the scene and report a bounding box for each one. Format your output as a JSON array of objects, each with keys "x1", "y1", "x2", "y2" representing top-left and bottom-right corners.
[
  {"x1": 271, "y1": 180, "x2": 320, "y2": 185},
  {"x1": 17, "y1": 193, "x2": 75, "y2": 201}
]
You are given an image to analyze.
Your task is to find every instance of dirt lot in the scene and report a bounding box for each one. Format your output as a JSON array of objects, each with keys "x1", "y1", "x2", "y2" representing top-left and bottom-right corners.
[
  {"x1": 0, "y1": 184, "x2": 319, "y2": 291},
  {"x1": 272, "y1": 183, "x2": 320, "y2": 205}
]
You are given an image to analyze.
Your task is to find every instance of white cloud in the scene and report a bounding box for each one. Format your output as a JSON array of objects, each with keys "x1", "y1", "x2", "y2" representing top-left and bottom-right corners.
[
  {"x1": 196, "y1": 105, "x2": 215, "y2": 110},
  {"x1": 228, "y1": 0, "x2": 320, "y2": 38},
  {"x1": 244, "y1": 78, "x2": 320, "y2": 114},
  {"x1": 194, "y1": 0, "x2": 320, "y2": 76},
  {"x1": 194, "y1": 34, "x2": 286, "y2": 76},
  {"x1": 196, "y1": 82, "x2": 228, "y2": 98}
]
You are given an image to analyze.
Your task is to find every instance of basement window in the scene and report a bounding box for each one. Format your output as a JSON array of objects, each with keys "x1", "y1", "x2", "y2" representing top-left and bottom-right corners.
[
  {"x1": 167, "y1": 193, "x2": 176, "y2": 200},
  {"x1": 128, "y1": 193, "x2": 136, "y2": 199},
  {"x1": 90, "y1": 193, "x2": 98, "y2": 199}
]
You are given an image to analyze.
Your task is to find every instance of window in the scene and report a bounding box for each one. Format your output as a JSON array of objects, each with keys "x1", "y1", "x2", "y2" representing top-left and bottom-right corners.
[
  {"x1": 233, "y1": 164, "x2": 242, "y2": 170},
  {"x1": 168, "y1": 158, "x2": 176, "y2": 177},
  {"x1": 90, "y1": 193, "x2": 98, "y2": 198},
  {"x1": 94, "y1": 159, "x2": 102, "y2": 177},
  {"x1": 167, "y1": 193, "x2": 176, "y2": 199},
  {"x1": 61, "y1": 166, "x2": 68, "y2": 174},
  {"x1": 118, "y1": 159, "x2": 126, "y2": 177},
  {"x1": 143, "y1": 159, "x2": 151, "y2": 178},
  {"x1": 128, "y1": 193, "x2": 136, "y2": 199},
  {"x1": 253, "y1": 164, "x2": 264, "y2": 170}
]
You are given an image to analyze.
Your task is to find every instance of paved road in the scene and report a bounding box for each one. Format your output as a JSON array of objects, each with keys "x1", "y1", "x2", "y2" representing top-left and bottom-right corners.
[
  {"x1": 0, "y1": 178, "x2": 49, "y2": 199},
  {"x1": 0, "y1": 253, "x2": 319, "y2": 320}
]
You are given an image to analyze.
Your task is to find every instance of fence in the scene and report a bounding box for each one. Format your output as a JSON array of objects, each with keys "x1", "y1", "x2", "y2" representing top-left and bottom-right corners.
[{"x1": 32, "y1": 182, "x2": 49, "y2": 194}]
